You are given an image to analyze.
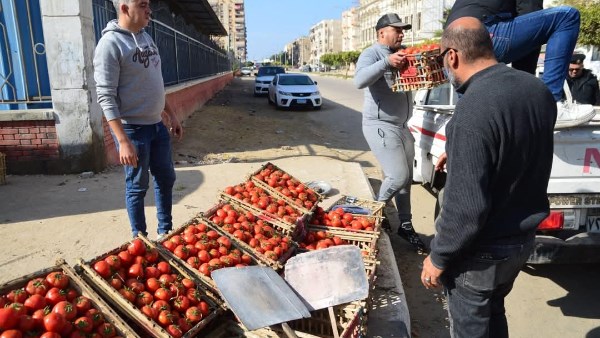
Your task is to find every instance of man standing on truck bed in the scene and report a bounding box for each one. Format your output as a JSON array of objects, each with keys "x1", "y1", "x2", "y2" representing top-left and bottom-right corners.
[
  {"x1": 354, "y1": 13, "x2": 426, "y2": 252},
  {"x1": 420, "y1": 17, "x2": 556, "y2": 337},
  {"x1": 445, "y1": 0, "x2": 595, "y2": 129}
]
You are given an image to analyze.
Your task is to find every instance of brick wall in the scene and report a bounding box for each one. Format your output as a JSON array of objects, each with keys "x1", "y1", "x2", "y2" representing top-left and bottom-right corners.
[{"x1": 0, "y1": 120, "x2": 59, "y2": 162}]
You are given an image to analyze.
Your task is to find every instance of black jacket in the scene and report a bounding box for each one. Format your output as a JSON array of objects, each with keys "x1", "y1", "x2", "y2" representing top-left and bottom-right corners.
[
  {"x1": 429, "y1": 64, "x2": 556, "y2": 270},
  {"x1": 446, "y1": 0, "x2": 543, "y2": 26},
  {"x1": 567, "y1": 70, "x2": 600, "y2": 105}
]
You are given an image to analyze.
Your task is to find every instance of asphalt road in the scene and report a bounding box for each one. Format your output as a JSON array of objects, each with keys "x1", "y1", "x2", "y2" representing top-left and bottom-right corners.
[{"x1": 300, "y1": 72, "x2": 600, "y2": 338}]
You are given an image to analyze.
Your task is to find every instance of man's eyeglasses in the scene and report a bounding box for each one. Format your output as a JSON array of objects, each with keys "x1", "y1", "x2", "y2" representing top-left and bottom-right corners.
[
  {"x1": 568, "y1": 67, "x2": 582, "y2": 72},
  {"x1": 436, "y1": 48, "x2": 458, "y2": 66}
]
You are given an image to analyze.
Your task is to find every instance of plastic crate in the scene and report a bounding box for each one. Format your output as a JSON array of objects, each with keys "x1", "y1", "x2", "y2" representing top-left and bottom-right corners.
[
  {"x1": 392, "y1": 48, "x2": 447, "y2": 92},
  {"x1": 0, "y1": 259, "x2": 140, "y2": 337},
  {"x1": 157, "y1": 215, "x2": 263, "y2": 293},
  {"x1": 77, "y1": 237, "x2": 223, "y2": 338},
  {"x1": 328, "y1": 195, "x2": 385, "y2": 218},
  {"x1": 202, "y1": 202, "x2": 298, "y2": 270},
  {"x1": 249, "y1": 162, "x2": 323, "y2": 214}
]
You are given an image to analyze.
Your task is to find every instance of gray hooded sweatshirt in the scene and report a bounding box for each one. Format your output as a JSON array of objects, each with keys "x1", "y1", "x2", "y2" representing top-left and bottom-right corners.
[
  {"x1": 354, "y1": 43, "x2": 412, "y2": 127},
  {"x1": 94, "y1": 20, "x2": 165, "y2": 125}
]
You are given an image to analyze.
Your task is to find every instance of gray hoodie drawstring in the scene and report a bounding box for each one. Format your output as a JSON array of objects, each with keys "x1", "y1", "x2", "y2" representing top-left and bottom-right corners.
[{"x1": 131, "y1": 32, "x2": 142, "y2": 52}]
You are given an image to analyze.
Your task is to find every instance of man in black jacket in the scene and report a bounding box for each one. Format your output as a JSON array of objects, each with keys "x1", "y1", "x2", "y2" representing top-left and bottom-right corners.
[
  {"x1": 421, "y1": 17, "x2": 556, "y2": 338},
  {"x1": 446, "y1": 0, "x2": 594, "y2": 129},
  {"x1": 567, "y1": 54, "x2": 600, "y2": 105}
]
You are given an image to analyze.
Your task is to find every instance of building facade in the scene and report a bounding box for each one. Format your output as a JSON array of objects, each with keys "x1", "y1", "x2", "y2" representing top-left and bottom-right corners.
[
  {"x1": 342, "y1": 7, "x2": 359, "y2": 51},
  {"x1": 208, "y1": 0, "x2": 235, "y2": 51},
  {"x1": 309, "y1": 19, "x2": 342, "y2": 67},
  {"x1": 233, "y1": 0, "x2": 247, "y2": 62}
]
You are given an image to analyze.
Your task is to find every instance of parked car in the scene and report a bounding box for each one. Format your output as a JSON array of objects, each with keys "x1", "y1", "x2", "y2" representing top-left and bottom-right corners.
[
  {"x1": 254, "y1": 66, "x2": 285, "y2": 96},
  {"x1": 267, "y1": 73, "x2": 322, "y2": 110},
  {"x1": 240, "y1": 67, "x2": 253, "y2": 76}
]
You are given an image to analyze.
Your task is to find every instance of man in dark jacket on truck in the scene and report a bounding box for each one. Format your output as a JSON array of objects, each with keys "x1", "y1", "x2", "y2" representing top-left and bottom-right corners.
[
  {"x1": 567, "y1": 54, "x2": 600, "y2": 105},
  {"x1": 420, "y1": 17, "x2": 556, "y2": 338}
]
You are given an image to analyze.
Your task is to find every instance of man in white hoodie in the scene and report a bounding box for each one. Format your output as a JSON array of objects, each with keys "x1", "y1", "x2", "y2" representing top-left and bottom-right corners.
[{"x1": 94, "y1": 0, "x2": 183, "y2": 241}]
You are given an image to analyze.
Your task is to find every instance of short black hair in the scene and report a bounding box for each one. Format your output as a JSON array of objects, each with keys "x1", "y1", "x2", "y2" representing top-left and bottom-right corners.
[{"x1": 442, "y1": 22, "x2": 495, "y2": 63}]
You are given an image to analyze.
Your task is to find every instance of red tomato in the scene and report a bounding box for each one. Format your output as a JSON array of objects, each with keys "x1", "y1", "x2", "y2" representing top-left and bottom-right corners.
[
  {"x1": 158, "y1": 310, "x2": 175, "y2": 326},
  {"x1": 0, "y1": 307, "x2": 18, "y2": 330},
  {"x1": 53, "y1": 301, "x2": 77, "y2": 321},
  {"x1": 125, "y1": 279, "x2": 144, "y2": 294},
  {"x1": 118, "y1": 288, "x2": 136, "y2": 303},
  {"x1": 145, "y1": 278, "x2": 161, "y2": 293},
  {"x1": 45, "y1": 287, "x2": 67, "y2": 306},
  {"x1": 127, "y1": 239, "x2": 146, "y2": 256},
  {"x1": 156, "y1": 261, "x2": 171, "y2": 275},
  {"x1": 167, "y1": 324, "x2": 183, "y2": 337},
  {"x1": 154, "y1": 288, "x2": 172, "y2": 302},
  {"x1": 127, "y1": 264, "x2": 144, "y2": 279},
  {"x1": 96, "y1": 322, "x2": 117, "y2": 338},
  {"x1": 136, "y1": 291, "x2": 153, "y2": 307},
  {"x1": 74, "y1": 316, "x2": 94, "y2": 333},
  {"x1": 74, "y1": 296, "x2": 92, "y2": 315},
  {"x1": 24, "y1": 293, "x2": 47, "y2": 312},
  {"x1": 144, "y1": 248, "x2": 159, "y2": 263},
  {"x1": 18, "y1": 314, "x2": 35, "y2": 332},
  {"x1": 198, "y1": 301, "x2": 210, "y2": 316},
  {"x1": 144, "y1": 266, "x2": 160, "y2": 279},
  {"x1": 117, "y1": 250, "x2": 133, "y2": 267},
  {"x1": 40, "y1": 333, "x2": 61, "y2": 338},
  {"x1": 173, "y1": 295, "x2": 190, "y2": 312},
  {"x1": 151, "y1": 300, "x2": 170, "y2": 312},
  {"x1": 46, "y1": 272, "x2": 70, "y2": 289},
  {"x1": 181, "y1": 278, "x2": 195, "y2": 289},
  {"x1": 104, "y1": 255, "x2": 121, "y2": 270},
  {"x1": 108, "y1": 277, "x2": 123, "y2": 290},
  {"x1": 85, "y1": 308, "x2": 105, "y2": 328},
  {"x1": 1, "y1": 330, "x2": 23, "y2": 338},
  {"x1": 93, "y1": 261, "x2": 112, "y2": 279},
  {"x1": 44, "y1": 312, "x2": 66, "y2": 333},
  {"x1": 185, "y1": 306, "x2": 202, "y2": 323},
  {"x1": 7, "y1": 289, "x2": 27, "y2": 304},
  {"x1": 25, "y1": 278, "x2": 50, "y2": 296}
]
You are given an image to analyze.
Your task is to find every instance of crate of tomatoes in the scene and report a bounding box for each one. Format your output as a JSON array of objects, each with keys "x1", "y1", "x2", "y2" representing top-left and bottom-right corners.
[
  {"x1": 328, "y1": 195, "x2": 386, "y2": 218},
  {"x1": 248, "y1": 162, "x2": 323, "y2": 214},
  {"x1": 299, "y1": 227, "x2": 379, "y2": 284},
  {"x1": 157, "y1": 215, "x2": 262, "y2": 293},
  {"x1": 220, "y1": 182, "x2": 308, "y2": 240},
  {"x1": 202, "y1": 202, "x2": 297, "y2": 270},
  {"x1": 391, "y1": 43, "x2": 447, "y2": 92},
  {"x1": 308, "y1": 206, "x2": 382, "y2": 248},
  {"x1": 0, "y1": 259, "x2": 139, "y2": 338},
  {"x1": 77, "y1": 237, "x2": 223, "y2": 338}
]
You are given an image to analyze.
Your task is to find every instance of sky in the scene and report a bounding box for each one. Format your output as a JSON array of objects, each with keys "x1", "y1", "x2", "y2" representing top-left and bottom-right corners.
[{"x1": 245, "y1": 0, "x2": 356, "y2": 62}]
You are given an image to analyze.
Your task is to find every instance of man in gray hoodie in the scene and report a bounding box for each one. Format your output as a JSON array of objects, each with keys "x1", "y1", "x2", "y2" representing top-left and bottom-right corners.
[
  {"x1": 354, "y1": 13, "x2": 425, "y2": 252},
  {"x1": 94, "y1": 0, "x2": 183, "y2": 241}
]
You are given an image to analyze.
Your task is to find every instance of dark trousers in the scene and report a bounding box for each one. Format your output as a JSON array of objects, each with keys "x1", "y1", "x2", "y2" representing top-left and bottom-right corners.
[{"x1": 442, "y1": 240, "x2": 535, "y2": 338}]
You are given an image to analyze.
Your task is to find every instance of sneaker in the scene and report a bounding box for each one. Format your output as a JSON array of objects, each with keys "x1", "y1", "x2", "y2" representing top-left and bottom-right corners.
[
  {"x1": 156, "y1": 232, "x2": 170, "y2": 242},
  {"x1": 381, "y1": 217, "x2": 392, "y2": 233},
  {"x1": 397, "y1": 221, "x2": 427, "y2": 253},
  {"x1": 555, "y1": 101, "x2": 595, "y2": 129}
]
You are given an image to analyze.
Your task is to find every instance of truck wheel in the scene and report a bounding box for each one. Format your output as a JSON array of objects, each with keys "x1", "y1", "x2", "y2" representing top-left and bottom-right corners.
[{"x1": 434, "y1": 188, "x2": 444, "y2": 220}]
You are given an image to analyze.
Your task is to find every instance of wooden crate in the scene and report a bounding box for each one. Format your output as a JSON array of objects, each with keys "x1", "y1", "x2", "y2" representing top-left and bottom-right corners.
[
  {"x1": 77, "y1": 237, "x2": 223, "y2": 338},
  {"x1": 202, "y1": 202, "x2": 297, "y2": 270},
  {"x1": 328, "y1": 195, "x2": 385, "y2": 218},
  {"x1": 0, "y1": 259, "x2": 140, "y2": 337},
  {"x1": 248, "y1": 162, "x2": 323, "y2": 214},
  {"x1": 156, "y1": 215, "x2": 264, "y2": 293},
  {"x1": 219, "y1": 192, "x2": 309, "y2": 241},
  {"x1": 0, "y1": 152, "x2": 5, "y2": 185},
  {"x1": 307, "y1": 215, "x2": 383, "y2": 249},
  {"x1": 392, "y1": 49, "x2": 447, "y2": 92}
]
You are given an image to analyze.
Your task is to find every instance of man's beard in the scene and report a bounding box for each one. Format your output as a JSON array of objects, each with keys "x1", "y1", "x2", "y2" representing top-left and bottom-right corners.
[{"x1": 445, "y1": 68, "x2": 461, "y2": 88}]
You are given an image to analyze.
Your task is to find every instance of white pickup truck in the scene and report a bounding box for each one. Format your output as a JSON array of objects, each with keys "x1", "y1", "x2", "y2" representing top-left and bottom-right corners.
[{"x1": 409, "y1": 84, "x2": 600, "y2": 263}]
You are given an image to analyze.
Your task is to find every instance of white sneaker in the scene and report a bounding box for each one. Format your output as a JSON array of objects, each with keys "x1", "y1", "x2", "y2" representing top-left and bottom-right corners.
[
  {"x1": 156, "y1": 232, "x2": 170, "y2": 242},
  {"x1": 555, "y1": 101, "x2": 595, "y2": 129}
]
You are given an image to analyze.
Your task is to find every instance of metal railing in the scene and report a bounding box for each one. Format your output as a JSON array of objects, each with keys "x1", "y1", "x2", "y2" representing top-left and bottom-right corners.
[
  {"x1": 0, "y1": 0, "x2": 51, "y2": 108},
  {"x1": 92, "y1": 0, "x2": 232, "y2": 87}
]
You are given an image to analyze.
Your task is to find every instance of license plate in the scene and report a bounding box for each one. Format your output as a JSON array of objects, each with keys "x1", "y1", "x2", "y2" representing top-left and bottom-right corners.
[
  {"x1": 586, "y1": 216, "x2": 600, "y2": 233},
  {"x1": 297, "y1": 99, "x2": 307, "y2": 104}
]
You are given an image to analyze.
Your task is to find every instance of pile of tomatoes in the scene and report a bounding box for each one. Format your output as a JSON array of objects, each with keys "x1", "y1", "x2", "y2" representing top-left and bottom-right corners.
[
  {"x1": 207, "y1": 204, "x2": 292, "y2": 262},
  {"x1": 309, "y1": 207, "x2": 376, "y2": 231},
  {"x1": 224, "y1": 181, "x2": 302, "y2": 224},
  {"x1": 401, "y1": 43, "x2": 441, "y2": 55},
  {"x1": 299, "y1": 230, "x2": 346, "y2": 251},
  {"x1": 0, "y1": 271, "x2": 120, "y2": 338},
  {"x1": 160, "y1": 220, "x2": 254, "y2": 278},
  {"x1": 252, "y1": 166, "x2": 320, "y2": 211},
  {"x1": 91, "y1": 239, "x2": 212, "y2": 338}
]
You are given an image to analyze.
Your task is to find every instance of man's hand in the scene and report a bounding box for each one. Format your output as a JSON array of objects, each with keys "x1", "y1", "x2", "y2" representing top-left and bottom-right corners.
[
  {"x1": 389, "y1": 51, "x2": 409, "y2": 72},
  {"x1": 169, "y1": 116, "x2": 183, "y2": 141},
  {"x1": 118, "y1": 139, "x2": 138, "y2": 168},
  {"x1": 435, "y1": 152, "x2": 447, "y2": 171},
  {"x1": 421, "y1": 255, "x2": 444, "y2": 289}
]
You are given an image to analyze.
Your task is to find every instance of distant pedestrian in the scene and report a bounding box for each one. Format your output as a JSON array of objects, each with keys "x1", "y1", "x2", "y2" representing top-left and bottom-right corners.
[
  {"x1": 94, "y1": 0, "x2": 183, "y2": 241},
  {"x1": 421, "y1": 17, "x2": 556, "y2": 338},
  {"x1": 354, "y1": 13, "x2": 426, "y2": 252},
  {"x1": 566, "y1": 54, "x2": 600, "y2": 105}
]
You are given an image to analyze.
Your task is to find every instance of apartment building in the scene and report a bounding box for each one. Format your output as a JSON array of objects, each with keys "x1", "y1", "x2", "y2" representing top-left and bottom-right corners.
[
  {"x1": 309, "y1": 19, "x2": 342, "y2": 67},
  {"x1": 208, "y1": 0, "x2": 247, "y2": 61},
  {"x1": 342, "y1": 7, "x2": 359, "y2": 51},
  {"x1": 356, "y1": 0, "x2": 455, "y2": 49}
]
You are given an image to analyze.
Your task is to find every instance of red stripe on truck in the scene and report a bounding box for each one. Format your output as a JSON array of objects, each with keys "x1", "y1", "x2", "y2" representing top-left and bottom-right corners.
[{"x1": 410, "y1": 125, "x2": 447, "y2": 141}]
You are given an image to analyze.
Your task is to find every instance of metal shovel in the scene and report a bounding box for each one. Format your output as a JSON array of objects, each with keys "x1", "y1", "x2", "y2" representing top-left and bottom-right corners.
[
  {"x1": 284, "y1": 245, "x2": 369, "y2": 338},
  {"x1": 211, "y1": 266, "x2": 311, "y2": 337}
]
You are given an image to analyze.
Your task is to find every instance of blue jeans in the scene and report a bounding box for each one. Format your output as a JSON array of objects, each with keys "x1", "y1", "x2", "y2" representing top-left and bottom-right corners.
[
  {"x1": 442, "y1": 239, "x2": 535, "y2": 338},
  {"x1": 485, "y1": 6, "x2": 580, "y2": 101},
  {"x1": 117, "y1": 122, "x2": 176, "y2": 237},
  {"x1": 362, "y1": 123, "x2": 414, "y2": 221}
]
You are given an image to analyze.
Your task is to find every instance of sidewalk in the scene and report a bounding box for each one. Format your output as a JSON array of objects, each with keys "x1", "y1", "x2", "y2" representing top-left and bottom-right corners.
[{"x1": 0, "y1": 156, "x2": 409, "y2": 337}]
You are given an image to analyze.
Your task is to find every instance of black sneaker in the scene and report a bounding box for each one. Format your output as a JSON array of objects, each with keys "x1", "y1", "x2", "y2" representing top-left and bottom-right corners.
[
  {"x1": 381, "y1": 217, "x2": 392, "y2": 233},
  {"x1": 397, "y1": 221, "x2": 427, "y2": 253}
]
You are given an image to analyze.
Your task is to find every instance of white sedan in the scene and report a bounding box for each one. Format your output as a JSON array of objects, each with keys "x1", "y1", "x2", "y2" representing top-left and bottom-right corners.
[{"x1": 267, "y1": 74, "x2": 322, "y2": 110}]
